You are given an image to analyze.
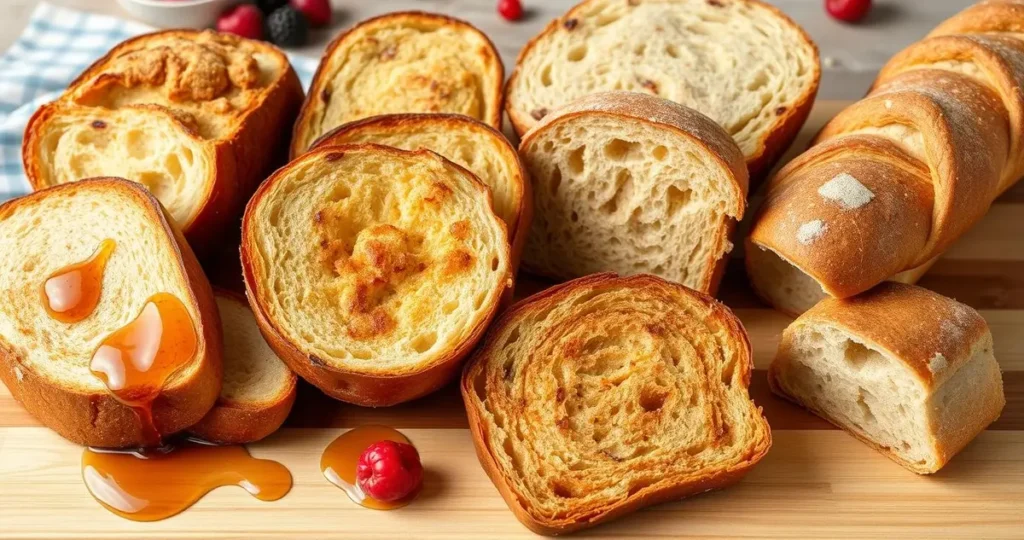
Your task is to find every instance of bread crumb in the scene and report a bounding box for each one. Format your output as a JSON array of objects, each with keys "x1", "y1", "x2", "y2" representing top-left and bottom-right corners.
[
  {"x1": 797, "y1": 220, "x2": 827, "y2": 245},
  {"x1": 818, "y1": 173, "x2": 875, "y2": 209},
  {"x1": 14, "y1": 366, "x2": 23, "y2": 382},
  {"x1": 929, "y1": 353, "x2": 948, "y2": 373}
]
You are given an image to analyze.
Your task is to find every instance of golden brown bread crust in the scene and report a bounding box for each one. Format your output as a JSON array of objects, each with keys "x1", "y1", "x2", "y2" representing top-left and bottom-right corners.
[{"x1": 0, "y1": 179, "x2": 222, "y2": 448}]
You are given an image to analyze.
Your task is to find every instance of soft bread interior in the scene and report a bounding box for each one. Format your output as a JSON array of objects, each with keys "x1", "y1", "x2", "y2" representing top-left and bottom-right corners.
[
  {"x1": 746, "y1": 244, "x2": 827, "y2": 315},
  {"x1": 215, "y1": 294, "x2": 291, "y2": 405}
]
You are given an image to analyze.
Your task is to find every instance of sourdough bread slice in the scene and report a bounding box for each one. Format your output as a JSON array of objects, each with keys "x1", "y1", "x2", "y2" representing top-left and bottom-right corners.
[
  {"x1": 242, "y1": 144, "x2": 513, "y2": 407},
  {"x1": 769, "y1": 283, "x2": 1005, "y2": 474},
  {"x1": 462, "y1": 273, "x2": 771, "y2": 535},
  {"x1": 188, "y1": 290, "x2": 297, "y2": 444},
  {"x1": 506, "y1": 0, "x2": 819, "y2": 176},
  {"x1": 518, "y1": 92, "x2": 748, "y2": 294},
  {"x1": 0, "y1": 179, "x2": 221, "y2": 448}
]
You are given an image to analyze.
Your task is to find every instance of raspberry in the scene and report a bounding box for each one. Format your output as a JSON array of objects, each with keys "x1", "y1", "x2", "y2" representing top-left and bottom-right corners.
[
  {"x1": 290, "y1": 0, "x2": 332, "y2": 27},
  {"x1": 356, "y1": 440, "x2": 423, "y2": 502},
  {"x1": 498, "y1": 0, "x2": 524, "y2": 22},
  {"x1": 216, "y1": 4, "x2": 264, "y2": 41},
  {"x1": 826, "y1": 0, "x2": 872, "y2": 23}
]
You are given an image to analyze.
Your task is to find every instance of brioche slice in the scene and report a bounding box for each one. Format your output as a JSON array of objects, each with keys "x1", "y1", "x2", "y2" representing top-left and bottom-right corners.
[
  {"x1": 518, "y1": 92, "x2": 748, "y2": 294},
  {"x1": 291, "y1": 12, "x2": 504, "y2": 156},
  {"x1": 769, "y1": 283, "x2": 1005, "y2": 474},
  {"x1": 462, "y1": 273, "x2": 771, "y2": 535},
  {"x1": 23, "y1": 30, "x2": 304, "y2": 255},
  {"x1": 188, "y1": 291, "x2": 296, "y2": 444},
  {"x1": 242, "y1": 144, "x2": 513, "y2": 407},
  {"x1": 506, "y1": 0, "x2": 820, "y2": 176},
  {"x1": 0, "y1": 179, "x2": 221, "y2": 448}
]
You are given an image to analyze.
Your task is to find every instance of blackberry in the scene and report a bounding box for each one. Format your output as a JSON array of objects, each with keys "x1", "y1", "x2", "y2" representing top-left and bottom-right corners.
[
  {"x1": 266, "y1": 6, "x2": 309, "y2": 47},
  {"x1": 255, "y1": 0, "x2": 288, "y2": 15}
]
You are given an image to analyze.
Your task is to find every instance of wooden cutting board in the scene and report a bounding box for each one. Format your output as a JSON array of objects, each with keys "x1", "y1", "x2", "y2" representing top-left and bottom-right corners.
[{"x1": 1, "y1": 101, "x2": 1022, "y2": 539}]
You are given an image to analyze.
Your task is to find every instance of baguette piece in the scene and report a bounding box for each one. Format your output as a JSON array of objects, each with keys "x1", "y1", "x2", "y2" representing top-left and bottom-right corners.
[
  {"x1": 462, "y1": 273, "x2": 771, "y2": 535},
  {"x1": 0, "y1": 179, "x2": 221, "y2": 448},
  {"x1": 22, "y1": 30, "x2": 304, "y2": 256},
  {"x1": 291, "y1": 12, "x2": 504, "y2": 156},
  {"x1": 506, "y1": 0, "x2": 820, "y2": 177},
  {"x1": 188, "y1": 291, "x2": 297, "y2": 444},
  {"x1": 517, "y1": 92, "x2": 748, "y2": 294},
  {"x1": 769, "y1": 283, "x2": 1004, "y2": 474},
  {"x1": 242, "y1": 144, "x2": 513, "y2": 407}
]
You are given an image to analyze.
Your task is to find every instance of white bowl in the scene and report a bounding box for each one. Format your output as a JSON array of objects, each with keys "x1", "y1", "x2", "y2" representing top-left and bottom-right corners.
[{"x1": 116, "y1": 0, "x2": 243, "y2": 29}]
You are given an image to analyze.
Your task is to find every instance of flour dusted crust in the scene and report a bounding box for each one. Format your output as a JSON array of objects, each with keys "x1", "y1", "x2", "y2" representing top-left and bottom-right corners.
[
  {"x1": 22, "y1": 30, "x2": 304, "y2": 255},
  {"x1": 291, "y1": 12, "x2": 504, "y2": 156}
]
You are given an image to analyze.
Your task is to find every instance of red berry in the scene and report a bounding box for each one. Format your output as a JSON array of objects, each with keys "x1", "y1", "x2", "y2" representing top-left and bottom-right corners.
[
  {"x1": 356, "y1": 441, "x2": 423, "y2": 502},
  {"x1": 289, "y1": 0, "x2": 331, "y2": 27},
  {"x1": 498, "y1": 0, "x2": 524, "y2": 22},
  {"x1": 826, "y1": 0, "x2": 872, "y2": 23},
  {"x1": 217, "y1": 4, "x2": 264, "y2": 40}
]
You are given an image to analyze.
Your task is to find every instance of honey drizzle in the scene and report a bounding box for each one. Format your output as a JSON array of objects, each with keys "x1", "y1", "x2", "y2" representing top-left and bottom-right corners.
[
  {"x1": 42, "y1": 239, "x2": 116, "y2": 323},
  {"x1": 320, "y1": 425, "x2": 419, "y2": 510}
]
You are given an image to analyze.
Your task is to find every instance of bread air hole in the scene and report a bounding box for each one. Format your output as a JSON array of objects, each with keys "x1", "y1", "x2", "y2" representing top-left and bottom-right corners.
[
  {"x1": 473, "y1": 291, "x2": 485, "y2": 310},
  {"x1": 550, "y1": 167, "x2": 563, "y2": 195},
  {"x1": 442, "y1": 300, "x2": 459, "y2": 314},
  {"x1": 552, "y1": 481, "x2": 574, "y2": 498},
  {"x1": 541, "y1": 64, "x2": 553, "y2": 87},
  {"x1": 595, "y1": 12, "x2": 621, "y2": 27},
  {"x1": 411, "y1": 332, "x2": 438, "y2": 353},
  {"x1": 666, "y1": 185, "x2": 693, "y2": 215},
  {"x1": 567, "y1": 44, "x2": 588, "y2": 62},
  {"x1": 568, "y1": 146, "x2": 585, "y2": 174},
  {"x1": 604, "y1": 138, "x2": 639, "y2": 160},
  {"x1": 639, "y1": 388, "x2": 667, "y2": 412},
  {"x1": 652, "y1": 145, "x2": 668, "y2": 160},
  {"x1": 665, "y1": 44, "x2": 680, "y2": 58},
  {"x1": 350, "y1": 348, "x2": 372, "y2": 360},
  {"x1": 491, "y1": 256, "x2": 499, "y2": 271},
  {"x1": 600, "y1": 169, "x2": 632, "y2": 214},
  {"x1": 328, "y1": 183, "x2": 351, "y2": 201}
]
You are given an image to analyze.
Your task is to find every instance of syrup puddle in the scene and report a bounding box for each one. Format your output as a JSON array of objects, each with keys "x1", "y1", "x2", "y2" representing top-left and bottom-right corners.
[{"x1": 321, "y1": 425, "x2": 418, "y2": 510}]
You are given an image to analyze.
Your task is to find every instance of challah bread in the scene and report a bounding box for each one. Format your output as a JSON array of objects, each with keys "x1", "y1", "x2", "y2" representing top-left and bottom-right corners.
[
  {"x1": 22, "y1": 30, "x2": 304, "y2": 255},
  {"x1": 506, "y1": 0, "x2": 820, "y2": 177},
  {"x1": 462, "y1": 273, "x2": 771, "y2": 535},
  {"x1": 0, "y1": 179, "x2": 221, "y2": 448},
  {"x1": 242, "y1": 144, "x2": 512, "y2": 407},
  {"x1": 188, "y1": 291, "x2": 296, "y2": 444},
  {"x1": 518, "y1": 92, "x2": 748, "y2": 294},
  {"x1": 291, "y1": 12, "x2": 504, "y2": 156},
  {"x1": 747, "y1": 1, "x2": 1024, "y2": 314},
  {"x1": 769, "y1": 283, "x2": 1005, "y2": 474}
]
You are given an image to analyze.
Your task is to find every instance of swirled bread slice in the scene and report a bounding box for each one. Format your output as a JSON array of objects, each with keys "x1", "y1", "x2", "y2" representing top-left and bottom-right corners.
[
  {"x1": 506, "y1": 0, "x2": 819, "y2": 177},
  {"x1": 23, "y1": 30, "x2": 304, "y2": 255},
  {"x1": 0, "y1": 179, "x2": 221, "y2": 448},
  {"x1": 769, "y1": 283, "x2": 1005, "y2": 474},
  {"x1": 242, "y1": 144, "x2": 512, "y2": 407},
  {"x1": 291, "y1": 12, "x2": 504, "y2": 156},
  {"x1": 462, "y1": 273, "x2": 771, "y2": 535},
  {"x1": 518, "y1": 92, "x2": 748, "y2": 294},
  {"x1": 189, "y1": 291, "x2": 296, "y2": 444}
]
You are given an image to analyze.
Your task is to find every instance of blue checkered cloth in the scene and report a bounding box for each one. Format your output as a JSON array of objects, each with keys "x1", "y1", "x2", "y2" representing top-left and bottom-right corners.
[{"x1": 0, "y1": 2, "x2": 318, "y2": 203}]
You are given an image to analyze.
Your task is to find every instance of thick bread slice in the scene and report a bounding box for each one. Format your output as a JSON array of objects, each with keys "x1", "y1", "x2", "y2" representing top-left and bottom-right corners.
[
  {"x1": 462, "y1": 273, "x2": 771, "y2": 535},
  {"x1": 188, "y1": 291, "x2": 297, "y2": 444},
  {"x1": 291, "y1": 12, "x2": 504, "y2": 156},
  {"x1": 242, "y1": 144, "x2": 513, "y2": 407},
  {"x1": 769, "y1": 283, "x2": 1005, "y2": 474},
  {"x1": 506, "y1": 0, "x2": 820, "y2": 177},
  {"x1": 518, "y1": 92, "x2": 748, "y2": 294},
  {"x1": 0, "y1": 179, "x2": 222, "y2": 448},
  {"x1": 22, "y1": 30, "x2": 304, "y2": 256}
]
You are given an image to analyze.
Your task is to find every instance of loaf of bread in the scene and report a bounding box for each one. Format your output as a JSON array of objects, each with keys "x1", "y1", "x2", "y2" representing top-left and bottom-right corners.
[
  {"x1": 747, "y1": 0, "x2": 1024, "y2": 315},
  {"x1": 462, "y1": 273, "x2": 771, "y2": 535},
  {"x1": 769, "y1": 283, "x2": 1004, "y2": 474},
  {"x1": 0, "y1": 179, "x2": 221, "y2": 448},
  {"x1": 517, "y1": 92, "x2": 748, "y2": 293},
  {"x1": 22, "y1": 30, "x2": 304, "y2": 256},
  {"x1": 291, "y1": 12, "x2": 504, "y2": 156},
  {"x1": 242, "y1": 144, "x2": 512, "y2": 407},
  {"x1": 506, "y1": 0, "x2": 819, "y2": 177}
]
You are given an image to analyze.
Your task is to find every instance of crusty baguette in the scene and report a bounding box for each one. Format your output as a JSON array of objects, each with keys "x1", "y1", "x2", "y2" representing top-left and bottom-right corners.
[
  {"x1": 22, "y1": 30, "x2": 304, "y2": 257},
  {"x1": 462, "y1": 273, "x2": 771, "y2": 535},
  {"x1": 242, "y1": 144, "x2": 513, "y2": 407},
  {"x1": 188, "y1": 290, "x2": 296, "y2": 444},
  {"x1": 291, "y1": 12, "x2": 504, "y2": 156},
  {"x1": 517, "y1": 92, "x2": 748, "y2": 294},
  {"x1": 769, "y1": 283, "x2": 1005, "y2": 474},
  {"x1": 747, "y1": 1, "x2": 1024, "y2": 315},
  {"x1": 505, "y1": 0, "x2": 820, "y2": 178},
  {"x1": 0, "y1": 178, "x2": 222, "y2": 448}
]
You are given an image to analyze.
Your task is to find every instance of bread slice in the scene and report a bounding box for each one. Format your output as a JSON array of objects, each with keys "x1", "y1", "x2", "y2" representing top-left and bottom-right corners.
[
  {"x1": 0, "y1": 178, "x2": 222, "y2": 448},
  {"x1": 242, "y1": 144, "x2": 513, "y2": 407},
  {"x1": 517, "y1": 92, "x2": 748, "y2": 294},
  {"x1": 188, "y1": 290, "x2": 296, "y2": 444},
  {"x1": 506, "y1": 0, "x2": 820, "y2": 177},
  {"x1": 22, "y1": 30, "x2": 304, "y2": 256},
  {"x1": 462, "y1": 273, "x2": 771, "y2": 535},
  {"x1": 769, "y1": 282, "x2": 1005, "y2": 474},
  {"x1": 291, "y1": 12, "x2": 504, "y2": 156}
]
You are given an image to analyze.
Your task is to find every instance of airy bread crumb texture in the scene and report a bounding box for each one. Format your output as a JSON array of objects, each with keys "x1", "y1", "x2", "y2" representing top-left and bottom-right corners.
[
  {"x1": 215, "y1": 294, "x2": 291, "y2": 404},
  {"x1": 745, "y1": 244, "x2": 827, "y2": 316}
]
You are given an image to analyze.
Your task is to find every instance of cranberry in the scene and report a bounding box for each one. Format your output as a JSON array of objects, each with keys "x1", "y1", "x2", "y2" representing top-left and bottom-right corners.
[
  {"x1": 290, "y1": 0, "x2": 332, "y2": 27},
  {"x1": 826, "y1": 0, "x2": 872, "y2": 23},
  {"x1": 216, "y1": 4, "x2": 264, "y2": 40},
  {"x1": 356, "y1": 440, "x2": 423, "y2": 502},
  {"x1": 498, "y1": 0, "x2": 524, "y2": 22}
]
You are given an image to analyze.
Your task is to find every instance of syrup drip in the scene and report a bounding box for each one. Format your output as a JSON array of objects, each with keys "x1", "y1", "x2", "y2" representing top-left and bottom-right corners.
[
  {"x1": 82, "y1": 440, "x2": 292, "y2": 521},
  {"x1": 90, "y1": 293, "x2": 198, "y2": 447},
  {"x1": 321, "y1": 425, "x2": 419, "y2": 510},
  {"x1": 42, "y1": 239, "x2": 116, "y2": 323}
]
